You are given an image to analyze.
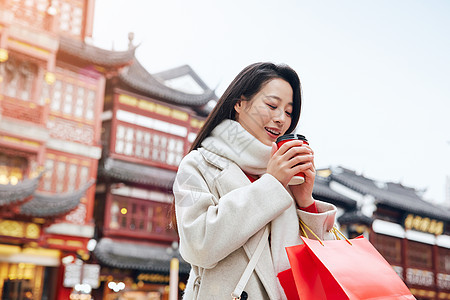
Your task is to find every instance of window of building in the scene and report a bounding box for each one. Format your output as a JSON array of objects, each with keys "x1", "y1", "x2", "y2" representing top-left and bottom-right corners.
[
  {"x1": 6, "y1": 0, "x2": 86, "y2": 37},
  {"x1": 0, "y1": 154, "x2": 28, "y2": 185},
  {"x1": 67, "y1": 164, "x2": 78, "y2": 192},
  {"x1": 2, "y1": 0, "x2": 54, "y2": 31},
  {"x1": 86, "y1": 90, "x2": 95, "y2": 120},
  {"x1": 109, "y1": 195, "x2": 177, "y2": 239},
  {"x1": 0, "y1": 57, "x2": 37, "y2": 102},
  {"x1": 63, "y1": 83, "x2": 74, "y2": 115},
  {"x1": 407, "y1": 240, "x2": 433, "y2": 269},
  {"x1": 372, "y1": 233, "x2": 402, "y2": 265},
  {"x1": 74, "y1": 87, "x2": 85, "y2": 118},
  {"x1": 50, "y1": 80, "x2": 63, "y2": 111},
  {"x1": 56, "y1": 0, "x2": 84, "y2": 37},
  {"x1": 45, "y1": 67, "x2": 98, "y2": 124},
  {"x1": 55, "y1": 161, "x2": 66, "y2": 193},
  {"x1": 114, "y1": 123, "x2": 185, "y2": 168},
  {"x1": 437, "y1": 247, "x2": 450, "y2": 272},
  {"x1": 41, "y1": 153, "x2": 91, "y2": 193}
]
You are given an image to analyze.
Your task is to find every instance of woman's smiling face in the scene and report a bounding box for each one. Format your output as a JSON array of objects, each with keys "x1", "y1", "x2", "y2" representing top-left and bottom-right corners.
[{"x1": 234, "y1": 78, "x2": 293, "y2": 146}]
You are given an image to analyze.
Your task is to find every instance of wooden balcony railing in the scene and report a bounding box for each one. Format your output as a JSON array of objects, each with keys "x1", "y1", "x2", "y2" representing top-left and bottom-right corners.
[{"x1": 0, "y1": 96, "x2": 48, "y2": 125}]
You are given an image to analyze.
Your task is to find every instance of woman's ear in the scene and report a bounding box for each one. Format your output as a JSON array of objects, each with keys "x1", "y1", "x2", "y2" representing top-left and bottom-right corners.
[
  {"x1": 234, "y1": 96, "x2": 247, "y2": 114},
  {"x1": 234, "y1": 100, "x2": 242, "y2": 114}
]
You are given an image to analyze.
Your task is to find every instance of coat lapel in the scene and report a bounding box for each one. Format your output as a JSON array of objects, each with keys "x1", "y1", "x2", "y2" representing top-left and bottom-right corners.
[{"x1": 213, "y1": 160, "x2": 280, "y2": 299}]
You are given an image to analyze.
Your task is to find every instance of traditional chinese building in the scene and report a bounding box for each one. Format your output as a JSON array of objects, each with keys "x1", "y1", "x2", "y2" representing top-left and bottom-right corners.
[
  {"x1": 92, "y1": 55, "x2": 217, "y2": 299},
  {"x1": 319, "y1": 166, "x2": 450, "y2": 300},
  {"x1": 0, "y1": 1, "x2": 134, "y2": 299}
]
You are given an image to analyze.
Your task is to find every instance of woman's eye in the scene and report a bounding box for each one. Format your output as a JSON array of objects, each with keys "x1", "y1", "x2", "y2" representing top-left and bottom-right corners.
[
  {"x1": 267, "y1": 104, "x2": 276, "y2": 109},
  {"x1": 285, "y1": 111, "x2": 292, "y2": 117}
]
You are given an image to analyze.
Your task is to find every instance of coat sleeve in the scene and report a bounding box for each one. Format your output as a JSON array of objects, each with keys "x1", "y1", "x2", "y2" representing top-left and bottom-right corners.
[
  {"x1": 296, "y1": 200, "x2": 337, "y2": 240},
  {"x1": 173, "y1": 151, "x2": 294, "y2": 269}
]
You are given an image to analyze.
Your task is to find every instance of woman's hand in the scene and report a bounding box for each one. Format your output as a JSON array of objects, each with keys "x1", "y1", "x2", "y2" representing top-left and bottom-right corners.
[
  {"x1": 267, "y1": 139, "x2": 313, "y2": 181},
  {"x1": 266, "y1": 140, "x2": 316, "y2": 208}
]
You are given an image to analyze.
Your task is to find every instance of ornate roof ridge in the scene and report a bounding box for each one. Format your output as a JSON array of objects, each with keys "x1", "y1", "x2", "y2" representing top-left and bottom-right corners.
[
  {"x1": 0, "y1": 172, "x2": 44, "y2": 206},
  {"x1": 58, "y1": 36, "x2": 136, "y2": 67},
  {"x1": 153, "y1": 64, "x2": 211, "y2": 91},
  {"x1": 119, "y1": 59, "x2": 217, "y2": 106},
  {"x1": 19, "y1": 179, "x2": 95, "y2": 217},
  {"x1": 330, "y1": 166, "x2": 450, "y2": 221}
]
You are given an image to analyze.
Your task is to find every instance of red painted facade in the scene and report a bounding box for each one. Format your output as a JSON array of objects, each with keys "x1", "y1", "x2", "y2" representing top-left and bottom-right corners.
[
  {"x1": 1, "y1": 2, "x2": 209, "y2": 299},
  {"x1": 0, "y1": 0, "x2": 106, "y2": 299},
  {"x1": 94, "y1": 81, "x2": 209, "y2": 298}
]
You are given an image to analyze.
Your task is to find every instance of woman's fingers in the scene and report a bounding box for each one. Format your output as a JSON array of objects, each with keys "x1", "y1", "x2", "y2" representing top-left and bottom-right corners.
[
  {"x1": 291, "y1": 162, "x2": 313, "y2": 174},
  {"x1": 282, "y1": 143, "x2": 312, "y2": 159},
  {"x1": 268, "y1": 140, "x2": 315, "y2": 186},
  {"x1": 270, "y1": 142, "x2": 278, "y2": 157},
  {"x1": 275, "y1": 140, "x2": 303, "y2": 156},
  {"x1": 289, "y1": 153, "x2": 314, "y2": 165}
]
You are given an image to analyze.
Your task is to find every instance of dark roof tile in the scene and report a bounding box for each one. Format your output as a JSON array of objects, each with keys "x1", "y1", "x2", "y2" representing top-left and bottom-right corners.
[
  {"x1": 330, "y1": 166, "x2": 450, "y2": 221},
  {"x1": 98, "y1": 158, "x2": 176, "y2": 190},
  {"x1": 119, "y1": 59, "x2": 217, "y2": 107},
  {"x1": 313, "y1": 175, "x2": 357, "y2": 209},
  {"x1": 0, "y1": 173, "x2": 43, "y2": 206},
  {"x1": 58, "y1": 36, "x2": 135, "y2": 67},
  {"x1": 338, "y1": 210, "x2": 373, "y2": 226},
  {"x1": 19, "y1": 179, "x2": 95, "y2": 217},
  {"x1": 93, "y1": 238, "x2": 190, "y2": 274},
  {"x1": 153, "y1": 64, "x2": 211, "y2": 91}
]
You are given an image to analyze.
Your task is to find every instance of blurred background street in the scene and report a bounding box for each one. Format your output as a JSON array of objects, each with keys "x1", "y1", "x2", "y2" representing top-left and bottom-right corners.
[{"x1": 0, "y1": 1, "x2": 449, "y2": 299}]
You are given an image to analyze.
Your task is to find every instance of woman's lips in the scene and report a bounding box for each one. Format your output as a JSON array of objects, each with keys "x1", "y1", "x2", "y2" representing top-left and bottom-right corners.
[{"x1": 265, "y1": 127, "x2": 280, "y2": 139}]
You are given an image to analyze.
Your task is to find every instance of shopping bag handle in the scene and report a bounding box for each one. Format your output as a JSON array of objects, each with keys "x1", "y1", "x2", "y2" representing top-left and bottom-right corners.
[{"x1": 299, "y1": 219, "x2": 352, "y2": 246}]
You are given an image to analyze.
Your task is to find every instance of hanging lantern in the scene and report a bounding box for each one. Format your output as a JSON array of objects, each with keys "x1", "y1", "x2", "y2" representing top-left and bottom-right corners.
[
  {"x1": 0, "y1": 49, "x2": 8, "y2": 63},
  {"x1": 45, "y1": 72, "x2": 56, "y2": 85}
]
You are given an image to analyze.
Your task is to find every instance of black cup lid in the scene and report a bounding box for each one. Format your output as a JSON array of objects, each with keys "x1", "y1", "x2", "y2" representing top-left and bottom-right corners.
[{"x1": 276, "y1": 134, "x2": 308, "y2": 143}]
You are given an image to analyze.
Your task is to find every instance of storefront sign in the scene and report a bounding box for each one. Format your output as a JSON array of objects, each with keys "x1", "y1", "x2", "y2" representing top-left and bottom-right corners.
[
  {"x1": 82, "y1": 264, "x2": 100, "y2": 288},
  {"x1": 406, "y1": 268, "x2": 434, "y2": 287},
  {"x1": 64, "y1": 263, "x2": 100, "y2": 288},
  {"x1": 404, "y1": 214, "x2": 444, "y2": 235},
  {"x1": 118, "y1": 94, "x2": 189, "y2": 122},
  {"x1": 136, "y1": 273, "x2": 170, "y2": 284},
  {"x1": 437, "y1": 273, "x2": 450, "y2": 290},
  {"x1": 64, "y1": 263, "x2": 82, "y2": 287},
  {"x1": 0, "y1": 219, "x2": 40, "y2": 239}
]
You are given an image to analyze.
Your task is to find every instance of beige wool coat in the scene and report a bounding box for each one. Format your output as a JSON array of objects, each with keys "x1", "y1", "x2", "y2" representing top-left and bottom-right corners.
[{"x1": 173, "y1": 121, "x2": 337, "y2": 300}]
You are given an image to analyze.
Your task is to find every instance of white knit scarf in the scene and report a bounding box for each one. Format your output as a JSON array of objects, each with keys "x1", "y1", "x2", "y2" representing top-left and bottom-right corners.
[
  {"x1": 201, "y1": 119, "x2": 301, "y2": 299},
  {"x1": 201, "y1": 119, "x2": 272, "y2": 175}
]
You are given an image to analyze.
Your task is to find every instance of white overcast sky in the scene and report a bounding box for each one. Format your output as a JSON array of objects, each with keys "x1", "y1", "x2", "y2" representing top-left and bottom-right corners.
[{"x1": 92, "y1": 0, "x2": 450, "y2": 205}]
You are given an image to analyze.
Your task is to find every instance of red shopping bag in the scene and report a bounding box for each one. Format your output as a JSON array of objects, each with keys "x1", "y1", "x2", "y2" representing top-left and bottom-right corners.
[
  {"x1": 280, "y1": 235, "x2": 415, "y2": 300},
  {"x1": 277, "y1": 268, "x2": 300, "y2": 300}
]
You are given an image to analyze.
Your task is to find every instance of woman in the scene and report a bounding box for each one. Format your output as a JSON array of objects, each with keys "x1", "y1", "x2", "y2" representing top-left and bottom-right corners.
[{"x1": 173, "y1": 62, "x2": 337, "y2": 299}]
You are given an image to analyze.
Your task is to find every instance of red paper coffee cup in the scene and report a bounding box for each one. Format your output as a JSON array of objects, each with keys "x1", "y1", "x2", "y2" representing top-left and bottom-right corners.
[{"x1": 276, "y1": 134, "x2": 309, "y2": 185}]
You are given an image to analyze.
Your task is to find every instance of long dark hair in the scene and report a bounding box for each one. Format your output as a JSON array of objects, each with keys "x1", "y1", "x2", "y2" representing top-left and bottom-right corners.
[
  {"x1": 190, "y1": 62, "x2": 302, "y2": 151},
  {"x1": 170, "y1": 62, "x2": 302, "y2": 232}
]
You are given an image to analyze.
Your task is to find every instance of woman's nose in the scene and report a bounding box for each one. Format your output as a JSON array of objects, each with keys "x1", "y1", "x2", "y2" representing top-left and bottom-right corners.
[{"x1": 272, "y1": 109, "x2": 285, "y2": 124}]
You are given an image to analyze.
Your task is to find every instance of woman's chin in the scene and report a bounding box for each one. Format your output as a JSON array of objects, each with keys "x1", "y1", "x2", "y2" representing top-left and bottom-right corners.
[{"x1": 257, "y1": 136, "x2": 276, "y2": 146}]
